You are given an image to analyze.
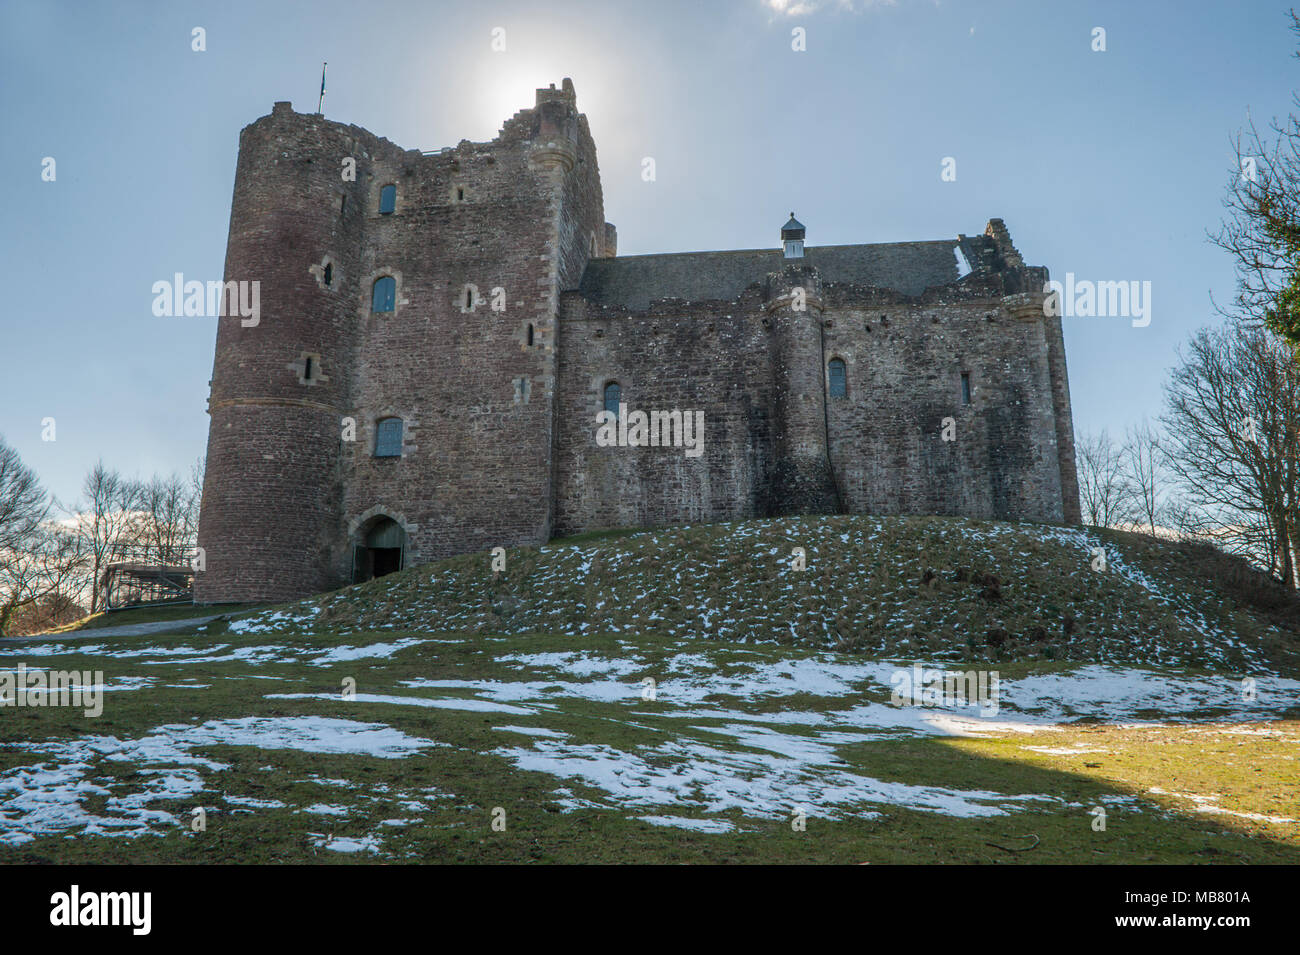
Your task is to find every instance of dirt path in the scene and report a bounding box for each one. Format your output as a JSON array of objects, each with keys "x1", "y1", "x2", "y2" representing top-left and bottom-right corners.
[{"x1": 0, "y1": 614, "x2": 229, "y2": 643}]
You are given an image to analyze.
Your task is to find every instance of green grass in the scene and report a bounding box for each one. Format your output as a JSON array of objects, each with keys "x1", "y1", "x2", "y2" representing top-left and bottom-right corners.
[
  {"x1": 2, "y1": 626, "x2": 1298, "y2": 864},
  {"x1": 2, "y1": 515, "x2": 1297, "y2": 864},
  {"x1": 286, "y1": 515, "x2": 1300, "y2": 675}
]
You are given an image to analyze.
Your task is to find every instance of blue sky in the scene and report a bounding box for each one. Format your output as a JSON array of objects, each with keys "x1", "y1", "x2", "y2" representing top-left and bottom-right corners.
[{"x1": 1, "y1": 0, "x2": 1294, "y2": 506}]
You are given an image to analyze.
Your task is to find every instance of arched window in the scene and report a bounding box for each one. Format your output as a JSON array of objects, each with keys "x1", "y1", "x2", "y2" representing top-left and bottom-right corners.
[
  {"x1": 379, "y1": 184, "x2": 396, "y2": 214},
  {"x1": 374, "y1": 417, "x2": 403, "y2": 457},
  {"x1": 603, "y1": 381, "x2": 621, "y2": 416},
  {"x1": 372, "y1": 276, "x2": 396, "y2": 312},
  {"x1": 828, "y1": 358, "x2": 847, "y2": 398}
]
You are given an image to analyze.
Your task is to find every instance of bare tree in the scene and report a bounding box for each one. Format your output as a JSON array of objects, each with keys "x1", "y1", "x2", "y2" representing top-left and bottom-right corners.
[
  {"x1": 1161, "y1": 321, "x2": 1300, "y2": 588},
  {"x1": 186, "y1": 455, "x2": 205, "y2": 546},
  {"x1": 0, "y1": 523, "x2": 87, "y2": 635},
  {"x1": 137, "y1": 473, "x2": 193, "y2": 565},
  {"x1": 1076, "y1": 429, "x2": 1135, "y2": 528},
  {"x1": 1211, "y1": 10, "x2": 1300, "y2": 345},
  {"x1": 75, "y1": 461, "x2": 140, "y2": 613},
  {"x1": 1124, "y1": 421, "x2": 1165, "y2": 537},
  {"x1": 0, "y1": 436, "x2": 46, "y2": 556},
  {"x1": 0, "y1": 437, "x2": 87, "y2": 635}
]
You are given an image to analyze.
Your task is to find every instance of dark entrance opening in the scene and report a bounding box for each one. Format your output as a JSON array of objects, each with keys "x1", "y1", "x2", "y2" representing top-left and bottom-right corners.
[
  {"x1": 371, "y1": 547, "x2": 401, "y2": 577},
  {"x1": 352, "y1": 517, "x2": 407, "y2": 584}
]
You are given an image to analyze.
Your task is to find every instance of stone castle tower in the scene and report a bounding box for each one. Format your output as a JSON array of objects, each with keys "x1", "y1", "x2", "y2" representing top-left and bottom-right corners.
[{"x1": 196, "y1": 79, "x2": 1080, "y2": 603}]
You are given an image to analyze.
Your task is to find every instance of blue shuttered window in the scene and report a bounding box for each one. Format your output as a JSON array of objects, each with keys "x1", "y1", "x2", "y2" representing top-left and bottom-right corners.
[
  {"x1": 374, "y1": 417, "x2": 403, "y2": 457},
  {"x1": 372, "y1": 276, "x2": 396, "y2": 312},
  {"x1": 828, "y1": 358, "x2": 847, "y2": 398}
]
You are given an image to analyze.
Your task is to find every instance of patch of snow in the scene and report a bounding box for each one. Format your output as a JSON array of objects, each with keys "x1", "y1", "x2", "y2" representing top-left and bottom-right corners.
[
  {"x1": 308, "y1": 832, "x2": 382, "y2": 853},
  {"x1": 0, "y1": 716, "x2": 437, "y2": 845},
  {"x1": 638, "y1": 815, "x2": 736, "y2": 832}
]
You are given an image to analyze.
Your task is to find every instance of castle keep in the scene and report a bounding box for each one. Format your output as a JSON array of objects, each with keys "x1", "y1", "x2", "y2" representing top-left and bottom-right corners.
[{"x1": 195, "y1": 79, "x2": 1081, "y2": 603}]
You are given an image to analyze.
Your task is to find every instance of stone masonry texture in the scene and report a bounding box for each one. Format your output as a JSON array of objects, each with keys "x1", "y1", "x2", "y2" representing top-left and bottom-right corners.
[{"x1": 195, "y1": 80, "x2": 1081, "y2": 603}]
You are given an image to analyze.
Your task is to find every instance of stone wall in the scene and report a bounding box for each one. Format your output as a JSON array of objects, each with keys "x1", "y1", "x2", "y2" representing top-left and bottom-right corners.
[
  {"x1": 198, "y1": 84, "x2": 608, "y2": 601},
  {"x1": 554, "y1": 291, "x2": 775, "y2": 536},
  {"x1": 196, "y1": 83, "x2": 1079, "y2": 604},
  {"x1": 554, "y1": 272, "x2": 1069, "y2": 538}
]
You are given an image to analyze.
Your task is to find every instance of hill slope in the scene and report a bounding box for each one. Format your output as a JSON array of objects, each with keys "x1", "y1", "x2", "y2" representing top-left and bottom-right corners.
[
  {"x1": 238, "y1": 516, "x2": 1300, "y2": 676},
  {"x1": 4, "y1": 516, "x2": 1300, "y2": 863}
]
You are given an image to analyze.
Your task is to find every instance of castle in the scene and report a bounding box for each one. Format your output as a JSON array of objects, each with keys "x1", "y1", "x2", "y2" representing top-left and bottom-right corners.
[{"x1": 195, "y1": 79, "x2": 1080, "y2": 603}]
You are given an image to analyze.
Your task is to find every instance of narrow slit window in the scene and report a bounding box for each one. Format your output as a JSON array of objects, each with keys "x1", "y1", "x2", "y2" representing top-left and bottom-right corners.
[
  {"x1": 456, "y1": 187, "x2": 465, "y2": 201},
  {"x1": 322, "y1": 263, "x2": 333, "y2": 287},
  {"x1": 828, "y1": 358, "x2": 847, "y2": 398},
  {"x1": 379, "y1": 184, "x2": 396, "y2": 214},
  {"x1": 303, "y1": 356, "x2": 314, "y2": 381},
  {"x1": 526, "y1": 323, "x2": 534, "y2": 346},
  {"x1": 374, "y1": 417, "x2": 403, "y2": 458},
  {"x1": 465, "y1": 288, "x2": 473, "y2": 308},
  {"x1": 372, "y1": 276, "x2": 396, "y2": 312},
  {"x1": 603, "y1": 381, "x2": 621, "y2": 416},
  {"x1": 961, "y1": 372, "x2": 972, "y2": 405}
]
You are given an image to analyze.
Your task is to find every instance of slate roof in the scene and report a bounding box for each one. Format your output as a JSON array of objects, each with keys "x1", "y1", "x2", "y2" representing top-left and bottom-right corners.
[{"x1": 575, "y1": 236, "x2": 998, "y2": 310}]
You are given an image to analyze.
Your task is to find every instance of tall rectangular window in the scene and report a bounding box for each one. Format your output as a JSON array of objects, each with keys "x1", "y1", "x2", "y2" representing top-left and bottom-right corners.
[
  {"x1": 961, "y1": 372, "x2": 972, "y2": 405},
  {"x1": 379, "y1": 184, "x2": 396, "y2": 214},
  {"x1": 374, "y1": 417, "x2": 403, "y2": 457},
  {"x1": 828, "y1": 358, "x2": 847, "y2": 398},
  {"x1": 372, "y1": 276, "x2": 396, "y2": 312},
  {"x1": 603, "y1": 382, "x2": 621, "y2": 416}
]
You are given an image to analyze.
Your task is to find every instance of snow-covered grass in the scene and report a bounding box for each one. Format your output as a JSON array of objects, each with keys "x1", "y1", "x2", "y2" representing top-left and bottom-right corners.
[
  {"x1": 1, "y1": 515, "x2": 1297, "y2": 863},
  {"x1": 216, "y1": 515, "x2": 1299, "y2": 676}
]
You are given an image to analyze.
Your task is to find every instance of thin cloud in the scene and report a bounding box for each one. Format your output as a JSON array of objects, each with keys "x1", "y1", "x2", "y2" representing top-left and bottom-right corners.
[{"x1": 763, "y1": 0, "x2": 898, "y2": 16}]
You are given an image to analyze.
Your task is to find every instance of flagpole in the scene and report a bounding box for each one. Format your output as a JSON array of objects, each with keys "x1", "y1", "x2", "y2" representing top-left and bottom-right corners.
[{"x1": 317, "y1": 62, "x2": 327, "y2": 115}]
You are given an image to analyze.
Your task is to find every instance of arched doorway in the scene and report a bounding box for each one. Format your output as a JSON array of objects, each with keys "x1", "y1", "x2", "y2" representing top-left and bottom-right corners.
[{"x1": 351, "y1": 517, "x2": 408, "y2": 584}]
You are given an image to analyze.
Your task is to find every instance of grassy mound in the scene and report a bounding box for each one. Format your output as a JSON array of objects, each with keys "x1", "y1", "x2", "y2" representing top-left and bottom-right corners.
[{"x1": 233, "y1": 515, "x2": 1298, "y2": 676}]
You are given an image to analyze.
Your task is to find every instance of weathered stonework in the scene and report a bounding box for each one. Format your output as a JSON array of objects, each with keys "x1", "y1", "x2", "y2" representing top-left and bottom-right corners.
[{"x1": 196, "y1": 80, "x2": 1080, "y2": 603}]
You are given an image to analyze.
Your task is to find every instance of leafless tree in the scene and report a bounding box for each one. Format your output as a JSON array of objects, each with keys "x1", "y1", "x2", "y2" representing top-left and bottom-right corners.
[
  {"x1": 75, "y1": 461, "x2": 140, "y2": 613},
  {"x1": 1211, "y1": 10, "x2": 1300, "y2": 345},
  {"x1": 1161, "y1": 321, "x2": 1300, "y2": 589},
  {"x1": 0, "y1": 523, "x2": 87, "y2": 635},
  {"x1": 1124, "y1": 421, "x2": 1165, "y2": 537},
  {"x1": 0, "y1": 437, "x2": 87, "y2": 635},
  {"x1": 1076, "y1": 429, "x2": 1135, "y2": 528},
  {"x1": 136, "y1": 472, "x2": 193, "y2": 565},
  {"x1": 186, "y1": 455, "x2": 204, "y2": 545},
  {"x1": 0, "y1": 436, "x2": 46, "y2": 556}
]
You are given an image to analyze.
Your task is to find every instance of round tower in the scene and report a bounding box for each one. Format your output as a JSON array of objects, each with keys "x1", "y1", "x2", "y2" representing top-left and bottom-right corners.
[
  {"x1": 764, "y1": 214, "x2": 842, "y2": 516},
  {"x1": 195, "y1": 102, "x2": 368, "y2": 603}
]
